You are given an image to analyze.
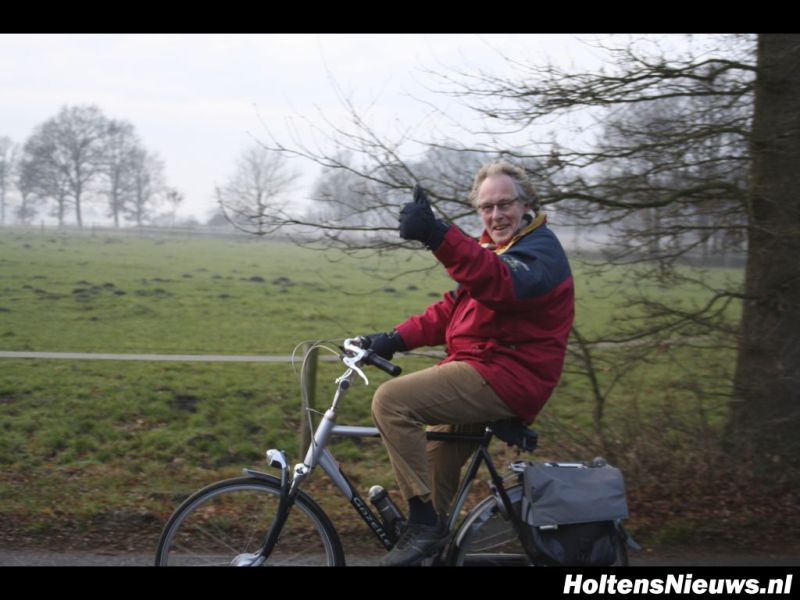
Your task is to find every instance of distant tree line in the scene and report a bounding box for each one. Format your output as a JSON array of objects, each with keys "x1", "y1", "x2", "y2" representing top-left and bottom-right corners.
[{"x1": 0, "y1": 104, "x2": 182, "y2": 228}]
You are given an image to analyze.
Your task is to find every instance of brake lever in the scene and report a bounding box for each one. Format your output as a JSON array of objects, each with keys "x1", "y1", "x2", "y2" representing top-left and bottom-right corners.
[
  {"x1": 340, "y1": 361, "x2": 369, "y2": 386},
  {"x1": 339, "y1": 341, "x2": 369, "y2": 386}
]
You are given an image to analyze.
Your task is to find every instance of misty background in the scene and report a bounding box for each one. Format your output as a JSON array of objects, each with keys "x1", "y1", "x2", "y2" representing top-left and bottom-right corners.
[{"x1": 0, "y1": 34, "x2": 594, "y2": 222}]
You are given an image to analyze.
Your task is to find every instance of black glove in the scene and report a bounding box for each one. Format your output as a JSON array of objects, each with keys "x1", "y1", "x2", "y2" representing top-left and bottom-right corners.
[
  {"x1": 398, "y1": 185, "x2": 449, "y2": 251},
  {"x1": 361, "y1": 331, "x2": 408, "y2": 361}
]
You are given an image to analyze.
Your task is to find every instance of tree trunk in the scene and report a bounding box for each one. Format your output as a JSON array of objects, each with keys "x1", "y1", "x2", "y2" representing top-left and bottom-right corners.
[
  {"x1": 112, "y1": 192, "x2": 120, "y2": 228},
  {"x1": 728, "y1": 34, "x2": 800, "y2": 469},
  {"x1": 75, "y1": 193, "x2": 84, "y2": 228},
  {"x1": 57, "y1": 194, "x2": 65, "y2": 227}
]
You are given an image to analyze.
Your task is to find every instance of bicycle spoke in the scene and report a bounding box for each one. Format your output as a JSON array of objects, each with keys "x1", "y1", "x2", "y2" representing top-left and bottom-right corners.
[{"x1": 156, "y1": 479, "x2": 342, "y2": 566}]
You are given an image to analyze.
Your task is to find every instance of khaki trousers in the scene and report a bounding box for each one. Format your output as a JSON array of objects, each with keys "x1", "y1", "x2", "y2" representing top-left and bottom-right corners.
[{"x1": 371, "y1": 361, "x2": 517, "y2": 516}]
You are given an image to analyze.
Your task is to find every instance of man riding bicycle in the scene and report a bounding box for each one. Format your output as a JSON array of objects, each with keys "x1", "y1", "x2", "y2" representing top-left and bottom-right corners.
[{"x1": 363, "y1": 161, "x2": 575, "y2": 566}]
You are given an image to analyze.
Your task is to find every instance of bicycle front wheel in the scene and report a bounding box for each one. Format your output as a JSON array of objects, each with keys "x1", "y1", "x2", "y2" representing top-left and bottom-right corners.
[{"x1": 155, "y1": 476, "x2": 344, "y2": 566}]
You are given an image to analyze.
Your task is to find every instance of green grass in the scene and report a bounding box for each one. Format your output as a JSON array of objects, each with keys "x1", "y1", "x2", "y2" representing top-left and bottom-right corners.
[
  {"x1": 0, "y1": 228, "x2": 749, "y2": 550},
  {"x1": 0, "y1": 231, "x2": 453, "y2": 354},
  {"x1": 0, "y1": 230, "x2": 457, "y2": 544}
]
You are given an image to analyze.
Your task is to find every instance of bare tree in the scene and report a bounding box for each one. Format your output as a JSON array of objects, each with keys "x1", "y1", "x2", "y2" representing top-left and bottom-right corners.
[
  {"x1": 0, "y1": 136, "x2": 16, "y2": 225},
  {"x1": 102, "y1": 120, "x2": 141, "y2": 227},
  {"x1": 310, "y1": 151, "x2": 375, "y2": 223},
  {"x1": 215, "y1": 144, "x2": 300, "y2": 236},
  {"x1": 125, "y1": 148, "x2": 165, "y2": 227},
  {"x1": 263, "y1": 116, "x2": 500, "y2": 251},
  {"x1": 728, "y1": 34, "x2": 800, "y2": 464},
  {"x1": 257, "y1": 93, "x2": 453, "y2": 246},
  {"x1": 590, "y1": 95, "x2": 749, "y2": 266},
  {"x1": 304, "y1": 151, "x2": 409, "y2": 250},
  {"x1": 17, "y1": 141, "x2": 71, "y2": 225},
  {"x1": 164, "y1": 187, "x2": 184, "y2": 226},
  {"x1": 14, "y1": 154, "x2": 43, "y2": 224},
  {"x1": 22, "y1": 105, "x2": 112, "y2": 228}
]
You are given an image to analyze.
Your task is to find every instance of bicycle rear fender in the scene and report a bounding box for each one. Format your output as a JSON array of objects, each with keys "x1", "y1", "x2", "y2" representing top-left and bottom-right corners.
[{"x1": 445, "y1": 484, "x2": 525, "y2": 564}]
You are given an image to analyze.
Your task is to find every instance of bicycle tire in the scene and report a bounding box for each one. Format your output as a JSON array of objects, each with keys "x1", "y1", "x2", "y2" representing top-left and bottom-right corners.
[
  {"x1": 448, "y1": 486, "x2": 532, "y2": 566},
  {"x1": 155, "y1": 476, "x2": 345, "y2": 566},
  {"x1": 448, "y1": 484, "x2": 629, "y2": 566}
]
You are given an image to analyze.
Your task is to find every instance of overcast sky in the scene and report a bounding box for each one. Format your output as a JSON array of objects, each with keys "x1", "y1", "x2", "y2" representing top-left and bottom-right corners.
[{"x1": 0, "y1": 34, "x2": 686, "y2": 224}]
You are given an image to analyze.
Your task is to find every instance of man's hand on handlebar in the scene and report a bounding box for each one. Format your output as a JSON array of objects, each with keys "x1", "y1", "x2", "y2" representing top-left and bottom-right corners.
[
  {"x1": 347, "y1": 334, "x2": 405, "y2": 378},
  {"x1": 360, "y1": 331, "x2": 407, "y2": 361}
]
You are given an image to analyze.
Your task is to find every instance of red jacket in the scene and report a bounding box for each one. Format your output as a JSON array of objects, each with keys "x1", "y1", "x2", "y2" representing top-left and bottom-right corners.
[{"x1": 395, "y1": 215, "x2": 574, "y2": 423}]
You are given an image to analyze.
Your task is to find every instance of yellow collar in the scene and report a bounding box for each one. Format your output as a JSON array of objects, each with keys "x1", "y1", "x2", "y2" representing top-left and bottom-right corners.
[{"x1": 480, "y1": 212, "x2": 547, "y2": 255}]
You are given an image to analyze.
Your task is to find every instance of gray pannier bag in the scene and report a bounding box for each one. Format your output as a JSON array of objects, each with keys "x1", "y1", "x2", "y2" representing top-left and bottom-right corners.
[{"x1": 520, "y1": 460, "x2": 630, "y2": 566}]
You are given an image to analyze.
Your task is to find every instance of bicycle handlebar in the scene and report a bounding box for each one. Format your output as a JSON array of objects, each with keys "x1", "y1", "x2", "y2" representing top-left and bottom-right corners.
[
  {"x1": 362, "y1": 349, "x2": 403, "y2": 377},
  {"x1": 343, "y1": 337, "x2": 403, "y2": 378}
]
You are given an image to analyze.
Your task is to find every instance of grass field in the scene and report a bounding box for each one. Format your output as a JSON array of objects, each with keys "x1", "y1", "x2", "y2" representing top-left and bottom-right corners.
[{"x1": 2, "y1": 227, "x2": 767, "y2": 553}]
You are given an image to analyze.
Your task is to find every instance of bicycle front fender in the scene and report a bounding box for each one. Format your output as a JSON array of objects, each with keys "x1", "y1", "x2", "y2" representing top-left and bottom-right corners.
[{"x1": 243, "y1": 468, "x2": 281, "y2": 484}]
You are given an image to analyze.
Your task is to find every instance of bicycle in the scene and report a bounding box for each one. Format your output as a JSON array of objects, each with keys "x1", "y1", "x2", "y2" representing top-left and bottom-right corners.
[{"x1": 155, "y1": 338, "x2": 635, "y2": 566}]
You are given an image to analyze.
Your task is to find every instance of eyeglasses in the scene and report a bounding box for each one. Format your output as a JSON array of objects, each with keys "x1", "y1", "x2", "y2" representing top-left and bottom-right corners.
[{"x1": 476, "y1": 199, "x2": 519, "y2": 216}]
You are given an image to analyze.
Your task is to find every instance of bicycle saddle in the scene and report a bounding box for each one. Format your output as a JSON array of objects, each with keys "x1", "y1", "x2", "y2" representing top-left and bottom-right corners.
[{"x1": 488, "y1": 419, "x2": 538, "y2": 452}]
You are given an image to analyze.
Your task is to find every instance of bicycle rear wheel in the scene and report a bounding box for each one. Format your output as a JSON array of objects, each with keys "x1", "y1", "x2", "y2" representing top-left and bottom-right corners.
[
  {"x1": 449, "y1": 489, "x2": 533, "y2": 566},
  {"x1": 155, "y1": 476, "x2": 344, "y2": 566},
  {"x1": 449, "y1": 485, "x2": 629, "y2": 566}
]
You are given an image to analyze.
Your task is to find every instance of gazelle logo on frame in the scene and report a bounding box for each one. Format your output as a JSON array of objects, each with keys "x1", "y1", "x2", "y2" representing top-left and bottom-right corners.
[{"x1": 563, "y1": 573, "x2": 793, "y2": 595}]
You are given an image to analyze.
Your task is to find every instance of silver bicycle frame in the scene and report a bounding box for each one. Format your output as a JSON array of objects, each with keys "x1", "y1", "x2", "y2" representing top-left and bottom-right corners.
[
  {"x1": 289, "y1": 346, "x2": 374, "y2": 496},
  {"x1": 263, "y1": 339, "x2": 530, "y2": 557}
]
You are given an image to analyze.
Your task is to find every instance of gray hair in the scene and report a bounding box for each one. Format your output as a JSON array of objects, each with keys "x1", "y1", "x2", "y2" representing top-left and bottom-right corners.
[{"x1": 468, "y1": 161, "x2": 540, "y2": 213}]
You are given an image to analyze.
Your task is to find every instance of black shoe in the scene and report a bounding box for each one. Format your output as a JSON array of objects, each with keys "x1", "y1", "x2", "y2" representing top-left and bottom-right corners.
[{"x1": 379, "y1": 521, "x2": 449, "y2": 567}]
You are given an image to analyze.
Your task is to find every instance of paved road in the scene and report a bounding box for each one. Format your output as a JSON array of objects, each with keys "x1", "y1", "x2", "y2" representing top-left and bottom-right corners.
[
  {"x1": 2, "y1": 549, "x2": 799, "y2": 567},
  {"x1": 0, "y1": 550, "x2": 380, "y2": 566}
]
